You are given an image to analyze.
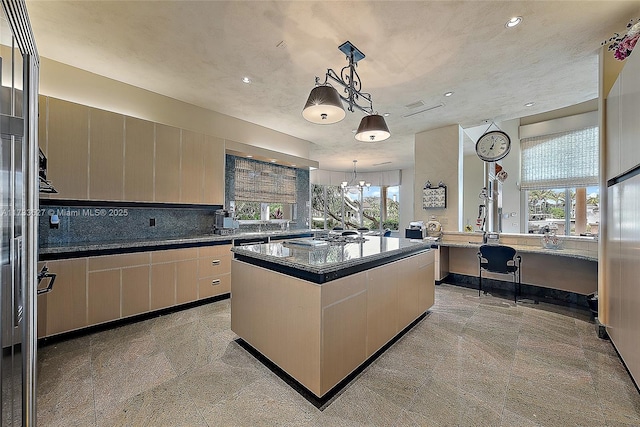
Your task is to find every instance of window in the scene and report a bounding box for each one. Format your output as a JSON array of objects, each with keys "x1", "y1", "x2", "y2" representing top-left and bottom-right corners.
[
  {"x1": 521, "y1": 126, "x2": 599, "y2": 236},
  {"x1": 311, "y1": 184, "x2": 399, "y2": 231},
  {"x1": 526, "y1": 187, "x2": 599, "y2": 236}
]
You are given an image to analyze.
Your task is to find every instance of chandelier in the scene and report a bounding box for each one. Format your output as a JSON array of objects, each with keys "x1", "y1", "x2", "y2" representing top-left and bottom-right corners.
[
  {"x1": 302, "y1": 41, "x2": 390, "y2": 142},
  {"x1": 341, "y1": 160, "x2": 371, "y2": 192}
]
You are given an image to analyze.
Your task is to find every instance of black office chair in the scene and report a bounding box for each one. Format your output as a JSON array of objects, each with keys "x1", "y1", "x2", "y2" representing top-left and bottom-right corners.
[
  {"x1": 477, "y1": 245, "x2": 522, "y2": 303},
  {"x1": 342, "y1": 230, "x2": 358, "y2": 236},
  {"x1": 332, "y1": 226, "x2": 343, "y2": 231},
  {"x1": 357, "y1": 227, "x2": 369, "y2": 232}
]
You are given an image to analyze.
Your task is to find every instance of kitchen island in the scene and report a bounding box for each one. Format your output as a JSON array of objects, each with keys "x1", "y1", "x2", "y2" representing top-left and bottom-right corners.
[{"x1": 230, "y1": 236, "x2": 434, "y2": 400}]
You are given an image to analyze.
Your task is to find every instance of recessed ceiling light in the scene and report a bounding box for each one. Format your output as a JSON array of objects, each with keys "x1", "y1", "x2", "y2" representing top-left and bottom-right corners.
[
  {"x1": 444, "y1": 91, "x2": 454, "y2": 97},
  {"x1": 246, "y1": 155, "x2": 253, "y2": 158},
  {"x1": 270, "y1": 159, "x2": 277, "y2": 163},
  {"x1": 383, "y1": 112, "x2": 390, "y2": 117},
  {"x1": 242, "y1": 76, "x2": 251, "y2": 84},
  {"x1": 291, "y1": 164, "x2": 296, "y2": 167},
  {"x1": 505, "y1": 16, "x2": 522, "y2": 28},
  {"x1": 352, "y1": 129, "x2": 357, "y2": 133},
  {"x1": 525, "y1": 102, "x2": 535, "y2": 107}
]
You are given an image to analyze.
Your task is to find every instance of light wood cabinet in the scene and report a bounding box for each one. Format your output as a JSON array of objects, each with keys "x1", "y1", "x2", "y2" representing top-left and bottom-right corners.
[
  {"x1": 231, "y1": 249, "x2": 435, "y2": 398},
  {"x1": 154, "y1": 124, "x2": 181, "y2": 203},
  {"x1": 197, "y1": 244, "x2": 232, "y2": 298},
  {"x1": 176, "y1": 259, "x2": 198, "y2": 304},
  {"x1": 203, "y1": 135, "x2": 225, "y2": 204},
  {"x1": 41, "y1": 94, "x2": 224, "y2": 204},
  {"x1": 150, "y1": 262, "x2": 176, "y2": 310},
  {"x1": 180, "y1": 130, "x2": 204, "y2": 203},
  {"x1": 606, "y1": 77, "x2": 621, "y2": 181},
  {"x1": 89, "y1": 108, "x2": 124, "y2": 200},
  {"x1": 122, "y1": 265, "x2": 150, "y2": 317},
  {"x1": 46, "y1": 98, "x2": 89, "y2": 200},
  {"x1": 40, "y1": 244, "x2": 232, "y2": 338},
  {"x1": 365, "y1": 263, "x2": 399, "y2": 356},
  {"x1": 87, "y1": 269, "x2": 121, "y2": 325},
  {"x1": 124, "y1": 116, "x2": 154, "y2": 202},
  {"x1": 38, "y1": 95, "x2": 47, "y2": 154},
  {"x1": 44, "y1": 258, "x2": 88, "y2": 336}
]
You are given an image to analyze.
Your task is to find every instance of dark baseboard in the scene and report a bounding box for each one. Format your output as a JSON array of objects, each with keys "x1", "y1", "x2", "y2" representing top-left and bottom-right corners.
[{"x1": 443, "y1": 273, "x2": 591, "y2": 312}]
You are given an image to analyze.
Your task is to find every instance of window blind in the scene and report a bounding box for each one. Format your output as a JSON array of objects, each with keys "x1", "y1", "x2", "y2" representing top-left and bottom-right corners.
[
  {"x1": 234, "y1": 157, "x2": 297, "y2": 203},
  {"x1": 520, "y1": 126, "x2": 599, "y2": 190}
]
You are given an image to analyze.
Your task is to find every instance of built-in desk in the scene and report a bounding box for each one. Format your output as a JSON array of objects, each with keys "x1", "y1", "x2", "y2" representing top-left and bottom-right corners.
[{"x1": 435, "y1": 232, "x2": 598, "y2": 301}]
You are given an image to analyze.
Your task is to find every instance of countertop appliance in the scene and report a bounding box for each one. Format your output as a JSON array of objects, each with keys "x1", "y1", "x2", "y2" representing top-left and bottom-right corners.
[
  {"x1": 214, "y1": 209, "x2": 239, "y2": 235},
  {"x1": 405, "y1": 221, "x2": 426, "y2": 239}
]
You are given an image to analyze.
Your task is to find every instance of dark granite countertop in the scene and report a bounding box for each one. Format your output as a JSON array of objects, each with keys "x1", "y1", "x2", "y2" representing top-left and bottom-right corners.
[
  {"x1": 39, "y1": 229, "x2": 314, "y2": 260},
  {"x1": 231, "y1": 236, "x2": 432, "y2": 277}
]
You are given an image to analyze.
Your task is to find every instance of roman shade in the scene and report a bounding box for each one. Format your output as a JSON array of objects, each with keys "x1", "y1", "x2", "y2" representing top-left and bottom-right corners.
[
  {"x1": 234, "y1": 157, "x2": 297, "y2": 203},
  {"x1": 520, "y1": 126, "x2": 599, "y2": 190}
]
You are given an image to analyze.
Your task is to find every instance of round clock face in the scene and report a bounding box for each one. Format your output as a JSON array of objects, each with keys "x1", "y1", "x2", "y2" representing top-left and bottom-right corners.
[{"x1": 475, "y1": 130, "x2": 511, "y2": 162}]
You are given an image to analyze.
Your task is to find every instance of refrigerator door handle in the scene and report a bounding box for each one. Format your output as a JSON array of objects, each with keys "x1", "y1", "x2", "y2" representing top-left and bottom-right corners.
[{"x1": 12, "y1": 237, "x2": 23, "y2": 327}]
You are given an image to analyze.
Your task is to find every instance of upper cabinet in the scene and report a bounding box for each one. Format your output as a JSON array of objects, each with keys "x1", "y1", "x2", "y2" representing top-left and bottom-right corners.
[
  {"x1": 39, "y1": 96, "x2": 225, "y2": 205},
  {"x1": 155, "y1": 124, "x2": 182, "y2": 203},
  {"x1": 180, "y1": 129, "x2": 204, "y2": 203},
  {"x1": 124, "y1": 117, "x2": 154, "y2": 201},
  {"x1": 89, "y1": 108, "x2": 124, "y2": 200},
  {"x1": 607, "y1": 49, "x2": 640, "y2": 181},
  {"x1": 46, "y1": 98, "x2": 89, "y2": 200}
]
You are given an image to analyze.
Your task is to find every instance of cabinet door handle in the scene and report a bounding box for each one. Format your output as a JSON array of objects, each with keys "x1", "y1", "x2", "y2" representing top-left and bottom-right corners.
[
  {"x1": 211, "y1": 260, "x2": 221, "y2": 266},
  {"x1": 211, "y1": 279, "x2": 221, "y2": 286}
]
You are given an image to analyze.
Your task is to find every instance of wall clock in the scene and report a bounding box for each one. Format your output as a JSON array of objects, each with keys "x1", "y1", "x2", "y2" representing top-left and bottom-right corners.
[{"x1": 475, "y1": 130, "x2": 511, "y2": 162}]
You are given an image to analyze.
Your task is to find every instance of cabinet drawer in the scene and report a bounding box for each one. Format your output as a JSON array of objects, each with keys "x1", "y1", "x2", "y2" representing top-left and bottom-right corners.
[
  {"x1": 152, "y1": 248, "x2": 198, "y2": 264},
  {"x1": 198, "y1": 254, "x2": 231, "y2": 278},
  {"x1": 88, "y1": 252, "x2": 150, "y2": 271},
  {"x1": 198, "y1": 273, "x2": 230, "y2": 299},
  {"x1": 198, "y1": 244, "x2": 232, "y2": 258}
]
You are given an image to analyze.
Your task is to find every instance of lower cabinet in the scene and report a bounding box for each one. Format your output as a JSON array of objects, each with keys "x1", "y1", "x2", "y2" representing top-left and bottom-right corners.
[{"x1": 38, "y1": 243, "x2": 232, "y2": 338}]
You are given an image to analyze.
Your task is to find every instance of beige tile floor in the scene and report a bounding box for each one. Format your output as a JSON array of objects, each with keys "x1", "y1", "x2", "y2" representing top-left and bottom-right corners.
[{"x1": 37, "y1": 284, "x2": 640, "y2": 427}]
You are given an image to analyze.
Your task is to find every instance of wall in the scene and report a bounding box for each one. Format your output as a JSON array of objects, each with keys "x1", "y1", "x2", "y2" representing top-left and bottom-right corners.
[
  {"x1": 38, "y1": 56, "x2": 314, "y2": 161},
  {"x1": 399, "y1": 168, "x2": 414, "y2": 231},
  {"x1": 414, "y1": 125, "x2": 462, "y2": 231},
  {"x1": 461, "y1": 119, "x2": 521, "y2": 234}
]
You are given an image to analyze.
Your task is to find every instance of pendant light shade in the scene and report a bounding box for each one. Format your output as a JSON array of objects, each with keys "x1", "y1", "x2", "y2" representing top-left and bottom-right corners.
[
  {"x1": 355, "y1": 114, "x2": 390, "y2": 142},
  {"x1": 302, "y1": 85, "x2": 346, "y2": 124}
]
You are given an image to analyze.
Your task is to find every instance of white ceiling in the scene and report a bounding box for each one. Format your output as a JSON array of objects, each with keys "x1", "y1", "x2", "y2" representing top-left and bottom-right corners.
[{"x1": 25, "y1": 1, "x2": 640, "y2": 172}]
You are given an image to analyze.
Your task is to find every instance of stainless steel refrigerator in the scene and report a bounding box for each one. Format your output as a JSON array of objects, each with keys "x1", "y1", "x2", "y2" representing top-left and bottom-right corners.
[{"x1": 0, "y1": 1, "x2": 40, "y2": 425}]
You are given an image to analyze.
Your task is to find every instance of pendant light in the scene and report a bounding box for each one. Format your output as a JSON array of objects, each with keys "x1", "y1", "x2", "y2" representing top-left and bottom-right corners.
[
  {"x1": 302, "y1": 84, "x2": 346, "y2": 124},
  {"x1": 355, "y1": 114, "x2": 390, "y2": 142},
  {"x1": 302, "y1": 41, "x2": 391, "y2": 141}
]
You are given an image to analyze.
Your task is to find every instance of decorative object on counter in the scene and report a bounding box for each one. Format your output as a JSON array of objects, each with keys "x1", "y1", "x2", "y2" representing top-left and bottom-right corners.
[
  {"x1": 475, "y1": 121, "x2": 511, "y2": 162},
  {"x1": 405, "y1": 221, "x2": 426, "y2": 239},
  {"x1": 541, "y1": 230, "x2": 563, "y2": 250},
  {"x1": 423, "y1": 181, "x2": 447, "y2": 209},
  {"x1": 426, "y1": 215, "x2": 442, "y2": 238},
  {"x1": 302, "y1": 41, "x2": 390, "y2": 142},
  {"x1": 602, "y1": 18, "x2": 640, "y2": 61}
]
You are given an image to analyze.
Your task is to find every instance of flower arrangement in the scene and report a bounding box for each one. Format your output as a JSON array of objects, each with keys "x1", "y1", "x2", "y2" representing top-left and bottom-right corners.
[{"x1": 603, "y1": 18, "x2": 640, "y2": 61}]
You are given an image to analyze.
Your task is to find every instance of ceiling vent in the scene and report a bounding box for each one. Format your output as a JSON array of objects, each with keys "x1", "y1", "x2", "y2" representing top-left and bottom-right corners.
[
  {"x1": 402, "y1": 102, "x2": 445, "y2": 118},
  {"x1": 404, "y1": 100, "x2": 425, "y2": 109}
]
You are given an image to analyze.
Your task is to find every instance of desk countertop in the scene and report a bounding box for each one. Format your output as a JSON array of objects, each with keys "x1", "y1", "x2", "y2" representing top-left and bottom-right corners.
[{"x1": 436, "y1": 240, "x2": 597, "y2": 262}]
